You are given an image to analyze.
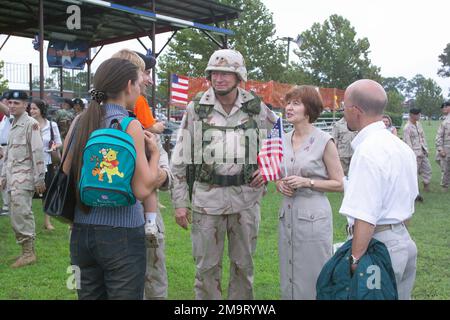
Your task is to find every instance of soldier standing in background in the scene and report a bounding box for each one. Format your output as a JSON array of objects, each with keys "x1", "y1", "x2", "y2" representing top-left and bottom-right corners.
[
  {"x1": 170, "y1": 49, "x2": 277, "y2": 299},
  {"x1": 331, "y1": 117, "x2": 357, "y2": 176},
  {"x1": 403, "y1": 107, "x2": 432, "y2": 201},
  {"x1": 0, "y1": 90, "x2": 46, "y2": 268},
  {"x1": 435, "y1": 101, "x2": 450, "y2": 192},
  {"x1": 0, "y1": 91, "x2": 11, "y2": 215},
  {"x1": 53, "y1": 98, "x2": 75, "y2": 140}
]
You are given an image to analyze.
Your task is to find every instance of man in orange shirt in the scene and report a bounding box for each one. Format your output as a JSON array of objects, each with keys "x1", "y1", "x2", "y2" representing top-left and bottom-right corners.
[{"x1": 134, "y1": 51, "x2": 165, "y2": 134}]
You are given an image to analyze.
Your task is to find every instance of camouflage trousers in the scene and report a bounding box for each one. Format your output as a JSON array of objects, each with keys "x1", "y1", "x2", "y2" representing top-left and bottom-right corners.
[
  {"x1": 340, "y1": 157, "x2": 352, "y2": 176},
  {"x1": 1, "y1": 188, "x2": 9, "y2": 210},
  {"x1": 191, "y1": 206, "x2": 260, "y2": 300},
  {"x1": 416, "y1": 155, "x2": 432, "y2": 185},
  {"x1": 438, "y1": 157, "x2": 450, "y2": 188},
  {"x1": 0, "y1": 154, "x2": 9, "y2": 210},
  {"x1": 144, "y1": 212, "x2": 168, "y2": 299},
  {"x1": 8, "y1": 190, "x2": 35, "y2": 244}
]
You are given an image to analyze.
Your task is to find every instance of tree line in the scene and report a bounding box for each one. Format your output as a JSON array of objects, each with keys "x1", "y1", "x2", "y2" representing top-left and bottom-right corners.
[{"x1": 1, "y1": 0, "x2": 450, "y2": 118}]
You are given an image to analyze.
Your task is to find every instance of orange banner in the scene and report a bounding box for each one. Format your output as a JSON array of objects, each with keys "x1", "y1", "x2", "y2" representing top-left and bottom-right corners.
[{"x1": 183, "y1": 76, "x2": 344, "y2": 110}]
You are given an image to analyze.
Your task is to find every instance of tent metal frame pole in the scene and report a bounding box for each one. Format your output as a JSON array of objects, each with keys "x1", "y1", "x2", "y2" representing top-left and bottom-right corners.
[
  {"x1": 39, "y1": 0, "x2": 44, "y2": 99},
  {"x1": 0, "y1": 35, "x2": 10, "y2": 51},
  {"x1": 151, "y1": 0, "x2": 156, "y2": 115}
]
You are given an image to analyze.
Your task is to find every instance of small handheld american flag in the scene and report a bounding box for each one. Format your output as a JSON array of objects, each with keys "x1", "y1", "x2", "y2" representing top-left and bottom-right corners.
[{"x1": 257, "y1": 117, "x2": 285, "y2": 182}]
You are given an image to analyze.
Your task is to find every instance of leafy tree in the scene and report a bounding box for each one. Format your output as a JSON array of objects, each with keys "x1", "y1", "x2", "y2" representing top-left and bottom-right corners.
[
  {"x1": 385, "y1": 90, "x2": 404, "y2": 114},
  {"x1": 382, "y1": 76, "x2": 408, "y2": 96},
  {"x1": 405, "y1": 74, "x2": 427, "y2": 99},
  {"x1": 277, "y1": 63, "x2": 313, "y2": 85},
  {"x1": 157, "y1": 0, "x2": 287, "y2": 98},
  {"x1": 414, "y1": 77, "x2": 443, "y2": 119},
  {"x1": 437, "y1": 43, "x2": 450, "y2": 78},
  {"x1": 0, "y1": 60, "x2": 9, "y2": 92},
  {"x1": 295, "y1": 14, "x2": 381, "y2": 89},
  {"x1": 32, "y1": 68, "x2": 90, "y2": 97},
  {"x1": 32, "y1": 76, "x2": 57, "y2": 90}
]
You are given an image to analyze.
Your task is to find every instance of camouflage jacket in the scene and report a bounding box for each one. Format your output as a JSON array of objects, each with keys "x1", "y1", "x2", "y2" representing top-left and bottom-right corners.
[
  {"x1": 403, "y1": 120, "x2": 428, "y2": 157},
  {"x1": 436, "y1": 115, "x2": 450, "y2": 158},
  {"x1": 1, "y1": 112, "x2": 45, "y2": 191},
  {"x1": 331, "y1": 117, "x2": 357, "y2": 158},
  {"x1": 156, "y1": 133, "x2": 173, "y2": 191},
  {"x1": 170, "y1": 87, "x2": 277, "y2": 215},
  {"x1": 53, "y1": 109, "x2": 75, "y2": 140}
]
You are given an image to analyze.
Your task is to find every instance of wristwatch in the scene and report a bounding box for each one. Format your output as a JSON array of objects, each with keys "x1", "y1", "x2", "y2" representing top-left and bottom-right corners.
[
  {"x1": 309, "y1": 179, "x2": 315, "y2": 188},
  {"x1": 350, "y1": 254, "x2": 360, "y2": 265}
]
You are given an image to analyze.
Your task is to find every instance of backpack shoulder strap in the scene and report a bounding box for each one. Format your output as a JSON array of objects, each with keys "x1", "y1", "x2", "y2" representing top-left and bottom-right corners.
[{"x1": 120, "y1": 117, "x2": 135, "y2": 132}]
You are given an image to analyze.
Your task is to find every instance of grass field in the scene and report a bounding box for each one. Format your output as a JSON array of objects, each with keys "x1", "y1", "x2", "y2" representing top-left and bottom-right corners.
[{"x1": 0, "y1": 120, "x2": 449, "y2": 300}]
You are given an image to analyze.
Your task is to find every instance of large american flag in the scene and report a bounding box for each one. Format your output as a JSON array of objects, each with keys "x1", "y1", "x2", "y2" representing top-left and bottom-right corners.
[
  {"x1": 257, "y1": 117, "x2": 284, "y2": 182},
  {"x1": 170, "y1": 74, "x2": 189, "y2": 105}
]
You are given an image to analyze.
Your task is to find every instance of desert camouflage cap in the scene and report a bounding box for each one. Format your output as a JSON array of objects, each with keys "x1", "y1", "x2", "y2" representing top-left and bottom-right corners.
[{"x1": 205, "y1": 49, "x2": 247, "y2": 82}]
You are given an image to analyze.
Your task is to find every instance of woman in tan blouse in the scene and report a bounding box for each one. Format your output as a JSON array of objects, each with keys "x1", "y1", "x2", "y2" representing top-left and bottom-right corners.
[{"x1": 276, "y1": 85, "x2": 344, "y2": 299}]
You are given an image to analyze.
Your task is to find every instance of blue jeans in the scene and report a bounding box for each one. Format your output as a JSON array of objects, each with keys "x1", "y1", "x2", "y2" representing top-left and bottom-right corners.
[{"x1": 70, "y1": 224, "x2": 146, "y2": 300}]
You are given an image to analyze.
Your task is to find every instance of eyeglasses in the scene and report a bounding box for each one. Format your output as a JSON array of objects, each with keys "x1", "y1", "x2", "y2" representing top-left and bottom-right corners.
[
  {"x1": 343, "y1": 103, "x2": 355, "y2": 109},
  {"x1": 343, "y1": 103, "x2": 361, "y2": 112}
]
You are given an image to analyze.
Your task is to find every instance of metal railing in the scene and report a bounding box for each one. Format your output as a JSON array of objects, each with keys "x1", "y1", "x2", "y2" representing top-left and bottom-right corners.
[
  {"x1": 284, "y1": 115, "x2": 339, "y2": 133},
  {"x1": 2, "y1": 62, "x2": 89, "y2": 97}
]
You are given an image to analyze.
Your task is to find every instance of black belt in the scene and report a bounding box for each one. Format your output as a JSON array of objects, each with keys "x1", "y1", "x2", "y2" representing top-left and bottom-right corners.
[
  {"x1": 1, "y1": 143, "x2": 6, "y2": 146},
  {"x1": 200, "y1": 173, "x2": 246, "y2": 187}
]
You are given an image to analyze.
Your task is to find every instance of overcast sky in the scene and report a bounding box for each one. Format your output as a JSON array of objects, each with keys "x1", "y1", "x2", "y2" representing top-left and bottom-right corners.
[{"x1": 1, "y1": 0, "x2": 449, "y2": 95}]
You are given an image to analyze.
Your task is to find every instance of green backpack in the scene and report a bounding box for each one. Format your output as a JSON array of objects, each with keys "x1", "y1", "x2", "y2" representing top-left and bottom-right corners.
[{"x1": 78, "y1": 117, "x2": 136, "y2": 207}]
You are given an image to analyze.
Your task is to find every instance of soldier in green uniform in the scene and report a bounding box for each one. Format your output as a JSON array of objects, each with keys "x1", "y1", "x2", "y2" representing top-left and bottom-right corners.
[{"x1": 0, "y1": 90, "x2": 46, "y2": 268}]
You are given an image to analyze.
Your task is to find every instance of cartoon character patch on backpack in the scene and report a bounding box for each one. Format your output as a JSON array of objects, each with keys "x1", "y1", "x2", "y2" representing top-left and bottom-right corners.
[
  {"x1": 79, "y1": 117, "x2": 136, "y2": 207},
  {"x1": 94, "y1": 148, "x2": 124, "y2": 183}
]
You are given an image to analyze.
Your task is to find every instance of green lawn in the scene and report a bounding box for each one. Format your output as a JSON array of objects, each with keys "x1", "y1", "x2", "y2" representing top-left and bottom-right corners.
[{"x1": 0, "y1": 120, "x2": 449, "y2": 300}]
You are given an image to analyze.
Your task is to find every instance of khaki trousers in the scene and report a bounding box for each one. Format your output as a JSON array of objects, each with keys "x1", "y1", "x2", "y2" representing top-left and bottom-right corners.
[
  {"x1": 373, "y1": 224, "x2": 417, "y2": 300},
  {"x1": 144, "y1": 212, "x2": 168, "y2": 299},
  {"x1": 191, "y1": 206, "x2": 260, "y2": 300},
  {"x1": 416, "y1": 155, "x2": 432, "y2": 185},
  {"x1": 9, "y1": 190, "x2": 35, "y2": 244}
]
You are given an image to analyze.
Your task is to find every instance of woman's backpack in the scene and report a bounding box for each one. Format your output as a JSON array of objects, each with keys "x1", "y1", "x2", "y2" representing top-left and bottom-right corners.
[{"x1": 79, "y1": 117, "x2": 136, "y2": 207}]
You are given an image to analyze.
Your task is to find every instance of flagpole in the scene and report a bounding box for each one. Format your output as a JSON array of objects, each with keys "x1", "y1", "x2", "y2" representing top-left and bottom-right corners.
[
  {"x1": 167, "y1": 72, "x2": 172, "y2": 122},
  {"x1": 279, "y1": 116, "x2": 288, "y2": 178}
]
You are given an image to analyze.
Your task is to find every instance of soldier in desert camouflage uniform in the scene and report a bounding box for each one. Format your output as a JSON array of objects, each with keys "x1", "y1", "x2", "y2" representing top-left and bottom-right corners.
[
  {"x1": 0, "y1": 91, "x2": 11, "y2": 215},
  {"x1": 331, "y1": 117, "x2": 357, "y2": 176},
  {"x1": 0, "y1": 90, "x2": 46, "y2": 268},
  {"x1": 144, "y1": 134, "x2": 173, "y2": 299},
  {"x1": 170, "y1": 49, "x2": 277, "y2": 300},
  {"x1": 435, "y1": 101, "x2": 450, "y2": 192},
  {"x1": 403, "y1": 108, "x2": 432, "y2": 200},
  {"x1": 53, "y1": 98, "x2": 75, "y2": 140}
]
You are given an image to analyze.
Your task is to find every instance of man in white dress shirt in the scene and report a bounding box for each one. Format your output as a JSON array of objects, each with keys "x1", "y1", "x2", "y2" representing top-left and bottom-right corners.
[{"x1": 340, "y1": 79, "x2": 419, "y2": 300}]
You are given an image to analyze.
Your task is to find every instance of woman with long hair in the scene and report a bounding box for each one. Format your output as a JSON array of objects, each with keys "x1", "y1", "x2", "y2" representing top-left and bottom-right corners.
[
  {"x1": 62, "y1": 58, "x2": 160, "y2": 300},
  {"x1": 382, "y1": 114, "x2": 398, "y2": 136}
]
